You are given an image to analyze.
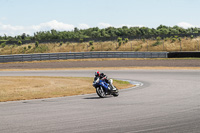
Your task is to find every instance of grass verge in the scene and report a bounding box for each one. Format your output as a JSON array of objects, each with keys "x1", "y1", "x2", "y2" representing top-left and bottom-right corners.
[{"x1": 0, "y1": 76, "x2": 134, "y2": 102}]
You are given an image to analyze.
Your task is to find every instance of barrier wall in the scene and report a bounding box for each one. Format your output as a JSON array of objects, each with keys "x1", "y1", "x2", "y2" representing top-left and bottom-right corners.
[
  {"x1": 0, "y1": 52, "x2": 168, "y2": 63},
  {"x1": 168, "y1": 52, "x2": 200, "y2": 58}
]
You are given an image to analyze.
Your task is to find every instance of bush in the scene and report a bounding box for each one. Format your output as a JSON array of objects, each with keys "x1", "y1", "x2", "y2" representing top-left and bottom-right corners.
[
  {"x1": 79, "y1": 39, "x2": 84, "y2": 43},
  {"x1": 90, "y1": 46, "x2": 94, "y2": 51},
  {"x1": 174, "y1": 35, "x2": 178, "y2": 38},
  {"x1": 18, "y1": 40, "x2": 22, "y2": 45},
  {"x1": 152, "y1": 41, "x2": 162, "y2": 46},
  {"x1": 142, "y1": 38, "x2": 146, "y2": 42},
  {"x1": 28, "y1": 45, "x2": 32, "y2": 49},
  {"x1": 34, "y1": 45, "x2": 49, "y2": 53},
  {"x1": 164, "y1": 37, "x2": 169, "y2": 41},
  {"x1": 14, "y1": 44, "x2": 18, "y2": 47},
  {"x1": 35, "y1": 41, "x2": 39, "y2": 48},
  {"x1": 156, "y1": 36, "x2": 161, "y2": 42},
  {"x1": 118, "y1": 40, "x2": 122, "y2": 46},
  {"x1": 89, "y1": 41, "x2": 94, "y2": 46},
  {"x1": 1, "y1": 42, "x2": 6, "y2": 48},
  {"x1": 40, "y1": 45, "x2": 49, "y2": 52},
  {"x1": 60, "y1": 42, "x2": 63, "y2": 46},
  {"x1": 125, "y1": 38, "x2": 129, "y2": 43},
  {"x1": 171, "y1": 38, "x2": 177, "y2": 43},
  {"x1": 178, "y1": 37, "x2": 182, "y2": 42},
  {"x1": 191, "y1": 35, "x2": 194, "y2": 39},
  {"x1": 117, "y1": 37, "x2": 122, "y2": 42}
]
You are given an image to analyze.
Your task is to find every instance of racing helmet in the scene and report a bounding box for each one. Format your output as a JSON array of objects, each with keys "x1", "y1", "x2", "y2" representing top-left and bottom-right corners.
[{"x1": 95, "y1": 71, "x2": 100, "y2": 76}]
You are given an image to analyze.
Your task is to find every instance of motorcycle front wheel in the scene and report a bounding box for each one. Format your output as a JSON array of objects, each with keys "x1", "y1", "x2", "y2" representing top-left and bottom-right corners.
[
  {"x1": 96, "y1": 86, "x2": 106, "y2": 98},
  {"x1": 112, "y1": 86, "x2": 119, "y2": 97},
  {"x1": 112, "y1": 92, "x2": 119, "y2": 97}
]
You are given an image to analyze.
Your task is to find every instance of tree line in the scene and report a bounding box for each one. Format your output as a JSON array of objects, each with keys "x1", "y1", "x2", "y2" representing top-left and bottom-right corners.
[{"x1": 0, "y1": 25, "x2": 200, "y2": 42}]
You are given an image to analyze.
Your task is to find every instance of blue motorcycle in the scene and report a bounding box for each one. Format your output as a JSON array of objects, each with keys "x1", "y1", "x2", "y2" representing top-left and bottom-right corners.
[{"x1": 93, "y1": 77, "x2": 119, "y2": 98}]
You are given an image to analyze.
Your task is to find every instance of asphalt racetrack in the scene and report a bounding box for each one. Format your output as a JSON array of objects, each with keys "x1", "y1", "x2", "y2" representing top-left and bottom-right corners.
[{"x1": 0, "y1": 69, "x2": 200, "y2": 133}]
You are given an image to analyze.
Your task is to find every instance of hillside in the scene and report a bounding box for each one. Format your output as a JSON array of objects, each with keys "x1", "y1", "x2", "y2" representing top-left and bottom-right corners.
[{"x1": 0, "y1": 37, "x2": 199, "y2": 55}]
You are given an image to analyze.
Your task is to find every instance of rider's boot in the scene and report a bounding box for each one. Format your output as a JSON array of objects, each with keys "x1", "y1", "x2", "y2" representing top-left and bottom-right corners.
[
  {"x1": 110, "y1": 84, "x2": 116, "y2": 91},
  {"x1": 112, "y1": 87, "x2": 116, "y2": 91}
]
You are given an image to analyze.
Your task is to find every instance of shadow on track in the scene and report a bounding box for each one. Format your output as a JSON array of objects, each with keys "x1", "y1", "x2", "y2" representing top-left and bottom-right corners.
[
  {"x1": 83, "y1": 95, "x2": 113, "y2": 99},
  {"x1": 83, "y1": 97, "x2": 101, "y2": 99}
]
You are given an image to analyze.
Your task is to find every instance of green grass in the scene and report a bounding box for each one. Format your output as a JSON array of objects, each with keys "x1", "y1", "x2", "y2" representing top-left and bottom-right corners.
[{"x1": 114, "y1": 79, "x2": 130, "y2": 85}]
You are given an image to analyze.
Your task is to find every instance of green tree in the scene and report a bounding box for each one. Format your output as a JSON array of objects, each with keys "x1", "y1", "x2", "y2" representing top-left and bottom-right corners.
[
  {"x1": 122, "y1": 26, "x2": 129, "y2": 36},
  {"x1": 21, "y1": 33, "x2": 26, "y2": 40}
]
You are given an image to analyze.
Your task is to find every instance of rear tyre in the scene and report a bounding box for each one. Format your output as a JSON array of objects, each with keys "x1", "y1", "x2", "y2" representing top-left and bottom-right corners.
[{"x1": 96, "y1": 87, "x2": 106, "y2": 98}]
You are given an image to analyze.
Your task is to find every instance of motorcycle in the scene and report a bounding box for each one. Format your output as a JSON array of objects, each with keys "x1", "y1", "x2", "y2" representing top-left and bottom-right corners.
[{"x1": 93, "y1": 77, "x2": 119, "y2": 98}]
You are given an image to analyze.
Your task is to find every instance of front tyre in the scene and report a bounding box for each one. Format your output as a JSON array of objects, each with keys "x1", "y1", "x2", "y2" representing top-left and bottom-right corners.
[
  {"x1": 96, "y1": 86, "x2": 106, "y2": 98},
  {"x1": 112, "y1": 86, "x2": 119, "y2": 97},
  {"x1": 112, "y1": 92, "x2": 119, "y2": 97}
]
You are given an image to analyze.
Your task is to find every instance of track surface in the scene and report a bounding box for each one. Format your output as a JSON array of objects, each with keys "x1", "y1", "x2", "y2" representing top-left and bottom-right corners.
[{"x1": 0, "y1": 70, "x2": 200, "y2": 133}]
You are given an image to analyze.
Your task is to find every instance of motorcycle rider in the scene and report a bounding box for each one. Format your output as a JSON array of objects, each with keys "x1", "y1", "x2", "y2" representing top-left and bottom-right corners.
[{"x1": 94, "y1": 71, "x2": 111, "y2": 91}]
